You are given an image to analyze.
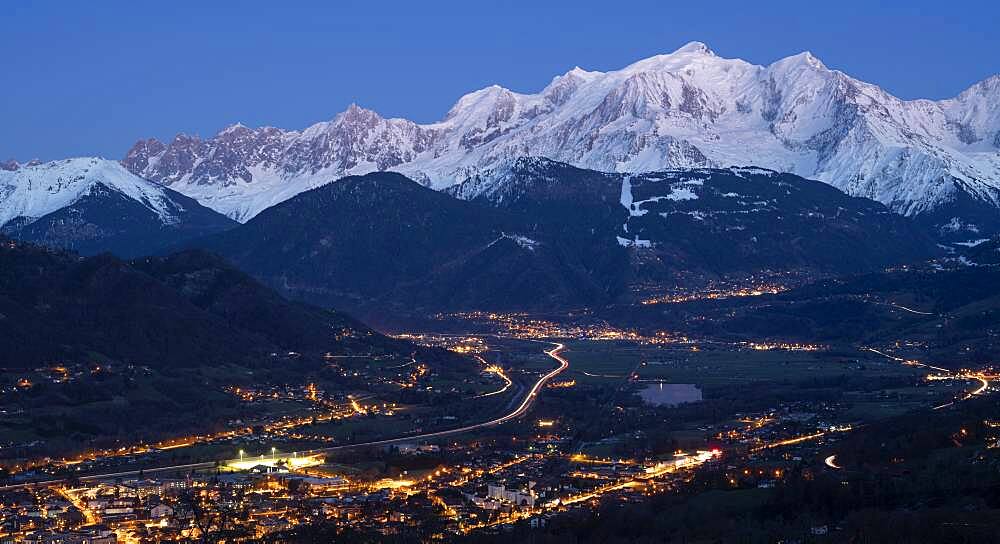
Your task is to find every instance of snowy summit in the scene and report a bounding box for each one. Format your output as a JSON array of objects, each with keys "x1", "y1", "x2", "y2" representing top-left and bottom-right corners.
[{"x1": 119, "y1": 42, "x2": 1000, "y2": 232}]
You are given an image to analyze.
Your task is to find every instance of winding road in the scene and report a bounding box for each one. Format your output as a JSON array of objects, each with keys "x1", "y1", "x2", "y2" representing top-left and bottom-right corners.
[
  {"x1": 2, "y1": 342, "x2": 570, "y2": 490},
  {"x1": 315, "y1": 342, "x2": 569, "y2": 450}
]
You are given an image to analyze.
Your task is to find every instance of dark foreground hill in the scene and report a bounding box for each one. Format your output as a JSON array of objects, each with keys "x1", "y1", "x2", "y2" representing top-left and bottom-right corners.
[{"x1": 0, "y1": 238, "x2": 424, "y2": 369}]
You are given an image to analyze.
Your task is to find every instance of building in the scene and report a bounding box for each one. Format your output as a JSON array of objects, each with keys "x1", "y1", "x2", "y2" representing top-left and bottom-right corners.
[
  {"x1": 150, "y1": 504, "x2": 174, "y2": 519},
  {"x1": 22, "y1": 529, "x2": 116, "y2": 544},
  {"x1": 486, "y1": 484, "x2": 536, "y2": 507}
]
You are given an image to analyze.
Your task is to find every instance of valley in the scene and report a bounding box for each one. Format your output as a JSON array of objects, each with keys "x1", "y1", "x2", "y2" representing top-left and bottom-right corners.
[
  {"x1": 4, "y1": 261, "x2": 1000, "y2": 541},
  {"x1": 2, "y1": 13, "x2": 999, "y2": 542}
]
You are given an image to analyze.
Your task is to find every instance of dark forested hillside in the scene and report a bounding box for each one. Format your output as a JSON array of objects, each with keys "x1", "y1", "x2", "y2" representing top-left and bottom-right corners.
[
  {"x1": 0, "y1": 238, "x2": 424, "y2": 369},
  {"x1": 186, "y1": 163, "x2": 938, "y2": 318}
]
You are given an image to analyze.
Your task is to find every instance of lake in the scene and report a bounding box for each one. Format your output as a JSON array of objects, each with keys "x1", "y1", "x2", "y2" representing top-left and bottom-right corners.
[{"x1": 639, "y1": 383, "x2": 703, "y2": 406}]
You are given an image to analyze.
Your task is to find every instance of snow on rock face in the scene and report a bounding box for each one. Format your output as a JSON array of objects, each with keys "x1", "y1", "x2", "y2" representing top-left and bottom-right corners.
[
  {"x1": 664, "y1": 186, "x2": 699, "y2": 201},
  {"x1": 0, "y1": 158, "x2": 181, "y2": 227},
  {"x1": 446, "y1": 156, "x2": 565, "y2": 204},
  {"x1": 121, "y1": 42, "x2": 1000, "y2": 222},
  {"x1": 617, "y1": 235, "x2": 653, "y2": 248},
  {"x1": 490, "y1": 232, "x2": 541, "y2": 252}
]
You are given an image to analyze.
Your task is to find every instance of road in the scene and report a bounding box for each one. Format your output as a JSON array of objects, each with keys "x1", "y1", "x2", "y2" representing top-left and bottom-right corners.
[
  {"x1": 2, "y1": 342, "x2": 570, "y2": 491},
  {"x1": 862, "y1": 347, "x2": 951, "y2": 373},
  {"x1": 824, "y1": 347, "x2": 995, "y2": 462},
  {"x1": 312, "y1": 342, "x2": 569, "y2": 452},
  {"x1": 886, "y1": 302, "x2": 935, "y2": 316},
  {"x1": 470, "y1": 355, "x2": 514, "y2": 398},
  {"x1": 864, "y1": 346, "x2": 993, "y2": 406},
  {"x1": 824, "y1": 454, "x2": 841, "y2": 470}
]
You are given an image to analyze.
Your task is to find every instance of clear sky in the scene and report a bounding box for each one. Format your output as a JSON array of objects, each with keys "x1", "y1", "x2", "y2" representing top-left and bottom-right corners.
[{"x1": 3, "y1": 0, "x2": 998, "y2": 161}]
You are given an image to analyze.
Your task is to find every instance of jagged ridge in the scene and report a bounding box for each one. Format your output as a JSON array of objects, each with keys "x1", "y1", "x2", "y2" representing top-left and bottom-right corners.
[{"x1": 121, "y1": 42, "x2": 1000, "y2": 239}]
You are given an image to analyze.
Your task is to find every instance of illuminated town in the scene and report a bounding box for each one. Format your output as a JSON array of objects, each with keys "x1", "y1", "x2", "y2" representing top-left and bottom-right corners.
[
  {"x1": 429, "y1": 312, "x2": 686, "y2": 345},
  {"x1": 3, "y1": 323, "x2": 997, "y2": 542},
  {"x1": 639, "y1": 282, "x2": 789, "y2": 306}
]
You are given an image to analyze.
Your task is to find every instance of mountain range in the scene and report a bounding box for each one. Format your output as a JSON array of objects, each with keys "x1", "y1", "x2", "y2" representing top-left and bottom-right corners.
[
  {"x1": 1, "y1": 42, "x2": 995, "y2": 316},
  {"x1": 0, "y1": 155, "x2": 938, "y2": 315},
  {"x1": 120, "y1": 42, "x2": 1000, "y2": 240}
]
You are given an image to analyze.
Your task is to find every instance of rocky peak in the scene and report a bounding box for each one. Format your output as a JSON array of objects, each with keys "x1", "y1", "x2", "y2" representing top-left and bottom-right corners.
[
  {"x1": 215, "y1": 123, "x2": 255, "y2": 139},
  {"x1": 122, "y1": 138, "x2": 166, "y2": 172},
  {"x1": 336, "y1": 103, "x2": 384, "y2": 126}
]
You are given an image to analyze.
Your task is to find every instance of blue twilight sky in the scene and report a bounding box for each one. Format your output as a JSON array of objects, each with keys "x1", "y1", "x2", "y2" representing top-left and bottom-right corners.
[{"x1": 2, "y1": 0, "x2": 998, "y2": 162}]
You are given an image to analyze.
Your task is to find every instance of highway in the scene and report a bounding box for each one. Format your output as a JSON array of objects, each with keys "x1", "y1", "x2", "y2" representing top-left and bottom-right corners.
[
  {"x1": 864, "y1": 347, "x2": 993, "y2": 404},
  {"x1": 2, "y1": 342, "x2": 570, "y2": 491},
  {"x1": 862, "y1": 347, "x2": 952, "y2": 373},
  {"x1": 313, "y1": 342, "x2": 569, "y2": 450}
]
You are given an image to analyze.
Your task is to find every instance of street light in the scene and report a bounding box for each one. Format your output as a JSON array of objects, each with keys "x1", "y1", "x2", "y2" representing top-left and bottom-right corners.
[
  {"x1": 271, "y1": 447, "x2": 277, "y2": 460},
  {"x1": 239, "y1": 449, "x2": 245, "y2": 462}
]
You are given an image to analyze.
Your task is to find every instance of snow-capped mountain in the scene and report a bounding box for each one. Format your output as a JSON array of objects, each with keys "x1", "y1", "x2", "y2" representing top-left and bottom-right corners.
[
  {"x1": 122, "y1": 109, "x2": 435, "y2": 222},
  {"x1": 0, "y1": 158, "x2": 234, "y2": 256},
  {"x1": 122, "y1": 42, "x2": 1000, "y2": 233},
  {"x1": 1, "y1": 158, "x2": 183, "y2": 226}
]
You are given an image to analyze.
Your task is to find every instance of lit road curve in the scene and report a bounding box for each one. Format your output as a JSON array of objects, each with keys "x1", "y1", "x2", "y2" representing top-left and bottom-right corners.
[
  {"x1": 824, "y1": 455, "x2": 842, "y2": 470},
  {"x1": 470, "y1": 355, "x2": 514, "y2": 399},
  {"x1": 863, "y1": 347, "x2": 993, "y2": 407},
  {"x1": 312, "y1": 341, "x2": 570, "y2": 451},
  {"x1": 1, "y1": 342, "x2": 570, "y2": 491}
]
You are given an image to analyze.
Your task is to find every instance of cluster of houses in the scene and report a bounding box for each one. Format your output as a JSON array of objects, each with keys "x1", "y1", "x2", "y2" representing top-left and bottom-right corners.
[
  {"x1": 16, "y1": 526, "x2": 116, "y2": 544},
  {"x1": 0, "y1": 486, "x2": 115, "y2": 544}
]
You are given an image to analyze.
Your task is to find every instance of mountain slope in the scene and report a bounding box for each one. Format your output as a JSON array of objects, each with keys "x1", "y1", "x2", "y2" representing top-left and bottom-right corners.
[
  {"x1": 0, "y1": 238, "x2": 423, "y2": 369},
  {"x1": 123, "y1": 43, "x2": 1000, "y2": 238},
  {"x1": 186, "y1": 164, "x2": 936, "y2": 316},
  {"x1": 618, "y1": 165, "x2": 935, "y2": 273},
  {"x1": 189, "y1": 171, "x2": 615, "y2": 317},
  {"x1": 649, "y1": 264, "x2": 1000, "y2": 368},
  {"x1": 455, "y1": 158, "x2": 937, "y2": 280},
  {"x1": 0, "y1": 158, "x2": 235, "y2": 256}
]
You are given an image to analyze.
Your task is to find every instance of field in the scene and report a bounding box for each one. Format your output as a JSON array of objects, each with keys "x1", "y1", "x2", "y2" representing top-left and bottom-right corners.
[
  {"x1": 561, "y1": 341, "x2": 927, "y2": 387},
  {"x1": 548, "y1": 340, "x2": 971, "y2": 426}
]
